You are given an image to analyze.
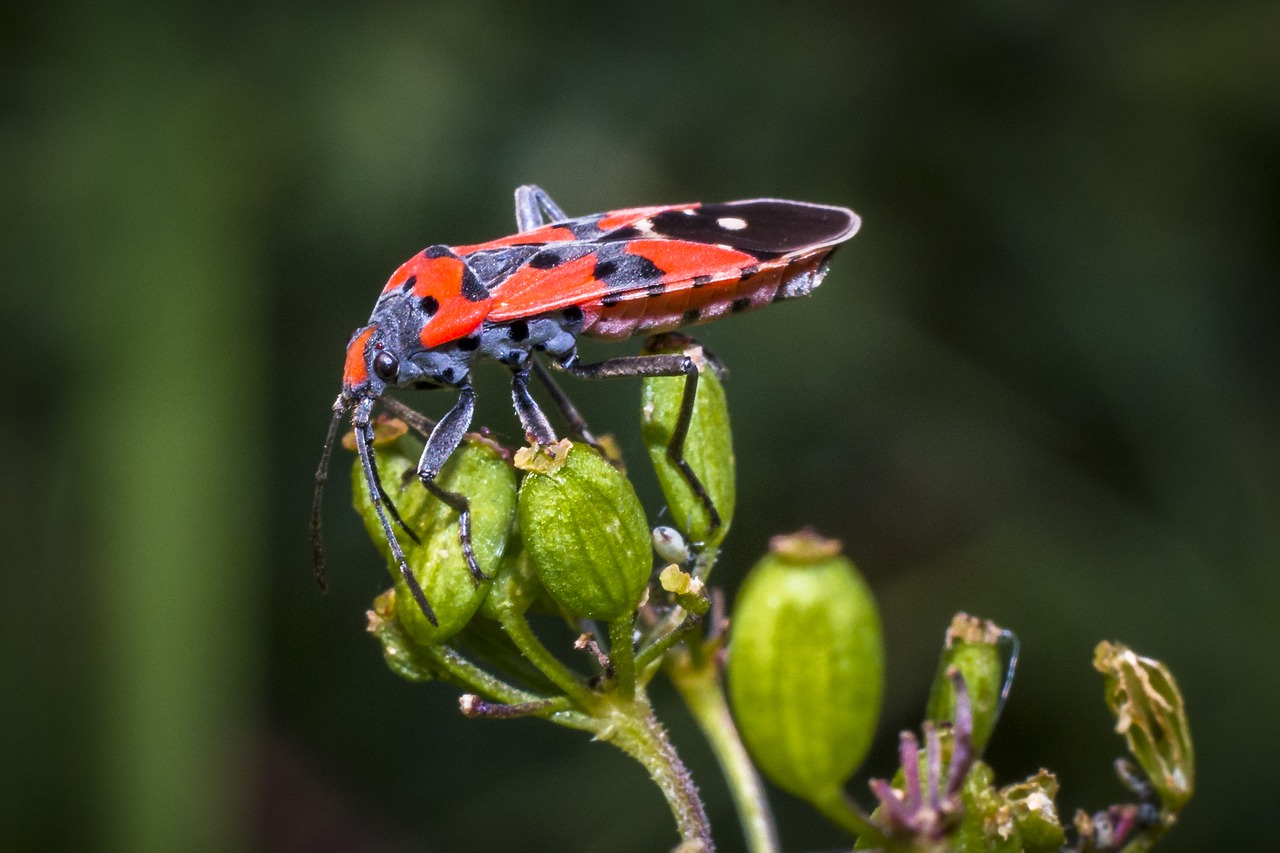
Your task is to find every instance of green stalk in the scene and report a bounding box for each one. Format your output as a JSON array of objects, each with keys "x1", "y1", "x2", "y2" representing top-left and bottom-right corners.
[
  {"x1": 496, "y1": 607, "x2": 596, "y2": 709},
  {"x1": 602, "y1": 697, "x2": 714, "y2": 850},
  {"x1": 669, "y1": 654, "x2": 778, "y2": 853},
  {"x1": 808, "y1": 786, "x2": 886, "y2": 848},
  {"x1": 609, "y1": 617, "x2": 637, "y2": 700}
]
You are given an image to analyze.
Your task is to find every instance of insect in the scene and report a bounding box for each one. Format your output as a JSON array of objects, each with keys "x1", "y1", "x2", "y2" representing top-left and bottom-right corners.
[{"x1": 312, "y1": 185, "x2": 860, "y2": 625}]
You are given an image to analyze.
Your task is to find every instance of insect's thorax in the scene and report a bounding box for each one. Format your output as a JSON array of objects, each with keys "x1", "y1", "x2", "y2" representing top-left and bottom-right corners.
[{"x1": 370, "y1": 283, "x2": 584, "y2": 389}]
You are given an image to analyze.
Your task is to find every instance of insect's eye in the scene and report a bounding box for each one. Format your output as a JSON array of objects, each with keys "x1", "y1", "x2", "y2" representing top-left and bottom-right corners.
[{"x1": 373, "y1": 351, "x2": 399, "y2": 382}]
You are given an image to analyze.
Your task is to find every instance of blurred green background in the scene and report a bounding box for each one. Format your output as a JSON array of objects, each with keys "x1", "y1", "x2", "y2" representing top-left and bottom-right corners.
[{"x1": 3, "y1": 2, "x2": 1276, "y2": 851}]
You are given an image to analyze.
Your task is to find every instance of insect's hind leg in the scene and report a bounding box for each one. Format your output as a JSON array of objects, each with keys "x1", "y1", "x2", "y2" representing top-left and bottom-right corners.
[
  {"x1": 530, "y1": 359, "x2": 604, "y2": 446},
  {"x1": 514, "y1": 184, "x2": 568, "y2": 232},
  {"x1": 553, "y1": 349, "x2": 722, "y2": 534}
]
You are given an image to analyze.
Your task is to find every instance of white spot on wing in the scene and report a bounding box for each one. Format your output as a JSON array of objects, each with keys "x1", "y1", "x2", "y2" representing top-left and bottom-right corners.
[{"x1": 717, "y1": 216, "x2": 748, "y2": 230}]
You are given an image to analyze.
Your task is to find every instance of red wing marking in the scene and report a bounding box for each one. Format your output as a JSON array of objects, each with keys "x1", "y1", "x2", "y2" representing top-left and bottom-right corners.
[
  {"x1": 454, "y1": 225, "x2": 578, "y2": 254},
  {"x1": 596, "y1": 203, "x2": 697, "y2": 232},
  {"x1": 623, "y1": 239, "x2": 758, "y2": 285},
  {"x1": 488, "y1": 238, "x2": 766, "y2": 321},
  {"x1": 488, "y1": 253, "x2": 601, "y2": 320}
]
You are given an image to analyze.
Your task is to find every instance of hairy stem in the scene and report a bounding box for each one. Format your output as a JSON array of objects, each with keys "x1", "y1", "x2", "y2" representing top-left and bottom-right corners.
[
  {"x1": 604, "y1": 696, "x2": 714, "y2": 851},
  {"x1": 669, "y1": 653, "x2": 778, "y2": 853}
]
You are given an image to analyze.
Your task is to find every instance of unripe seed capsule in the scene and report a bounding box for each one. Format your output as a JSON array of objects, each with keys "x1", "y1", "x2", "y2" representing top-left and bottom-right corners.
[
  {"x1": 728, "y1": 531, "x2": 884, "y2": 801},
  {"x1": 352, "y1": 434, "x2": 517, "y2": 645},
  {"x1": 1093, "y1": 641, "x2": 1194, "y2": 811},
  {"x1": 516, "y1": 442, "x2": 651, "y2": 621},
  {"x1": 926, "y1": 613, "x2": 1009, "y2": 753},
  {"x1": 640, "y1": 334, "x2": 735, "y2": 550}
]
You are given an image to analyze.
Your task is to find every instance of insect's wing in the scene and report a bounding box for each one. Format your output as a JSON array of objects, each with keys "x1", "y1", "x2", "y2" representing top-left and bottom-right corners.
[{"x1": 486, "y1": 199, "x2": 859, "y2": 322}]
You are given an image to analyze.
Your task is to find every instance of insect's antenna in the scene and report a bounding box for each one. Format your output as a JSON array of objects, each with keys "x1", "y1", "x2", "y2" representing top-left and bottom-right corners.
[
  {"x1": 311, "y1": 394, "x2": 350, "y2": 592},
  {"x1": 353, "y1": 397, "x2": 438, "y2": 627}
]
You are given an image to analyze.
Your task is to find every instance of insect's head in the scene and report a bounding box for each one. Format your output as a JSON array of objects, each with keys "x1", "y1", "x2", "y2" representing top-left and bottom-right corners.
[{"x1": 341, "y1": 315, "x2": 474, "y2": 401}]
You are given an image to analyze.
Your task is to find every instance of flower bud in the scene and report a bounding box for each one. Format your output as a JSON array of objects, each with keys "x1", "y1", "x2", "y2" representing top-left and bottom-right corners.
[
  {"x1": 926, "y1": 613, "x2": 1010, "y2": 753},
  {"x1": 516, "y1": 442, "x2": 651, "y2": 621},
  {"x1": 352, "y1": 433, "x2": 517, "y2": 645},
  {"x1": 640, "y1": 334, "x2": 735, "y2": 549},
  {"x1": 1093, "y1": 641, "x2": 1194, "y2": 811},
  {"x1": 727, "y1": 531, "x2": 883, "y2": 801}
]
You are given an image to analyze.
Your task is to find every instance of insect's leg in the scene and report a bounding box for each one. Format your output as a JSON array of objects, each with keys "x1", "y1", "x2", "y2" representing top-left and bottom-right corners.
[
  {"x1": 555, "y1": 352, "x2": 721, "y2": 533},
  {"x1": 530, "y1": 359, "x2": 598, "y2": 444},
  {"x1": 378, "y1": 395, "x2": 438, "y2": 438},
  {"x1": 352, "y1": 397, "x2": 438, "y2": 626},
  {"x1": 514, "y1": 184, "x2": 568, "y2": 232},
  {"x1": 511, "y1": 368, "x2": 558, "y2": 446},
  {"x1": 416, "y1": 384, "x2": 487, "y2": 582}
]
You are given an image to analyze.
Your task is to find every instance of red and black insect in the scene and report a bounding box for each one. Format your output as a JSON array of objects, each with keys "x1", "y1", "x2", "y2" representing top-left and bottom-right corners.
[{"x1": 312, "y1": 185, "x2": 860, "y2": 625}]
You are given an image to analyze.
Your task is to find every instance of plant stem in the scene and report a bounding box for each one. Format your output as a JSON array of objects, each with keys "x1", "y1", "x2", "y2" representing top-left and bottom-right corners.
[
  {"x1": 809, "y1": 786, "x2": 886, "y2": 848},
  {"x1": 669, "y1": 653, "x2": 779, "y2": 853},
  {"x1": 635, "y1": 608, "x2": 697, "y2": 677},
  {"x1": 604, "y1": 697, "x2": 714, "y2": 851},
  {"x1": 496, "y1": 606, "x2": 597, "y2": 709},
  {"x1": 609, "y1": 617, "x2": 637, "y2": 700}
]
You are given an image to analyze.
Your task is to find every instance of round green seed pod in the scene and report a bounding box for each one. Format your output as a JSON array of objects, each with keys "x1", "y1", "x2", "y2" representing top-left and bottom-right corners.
[
  {"x1": 728, "y1": 531, "x2": 884, "y2": 801},
  {"x1": 517, "y1": 442, "x2": 651, "y2": 621},
  {"x1": 640, "y1": 334, "x2": 735, "y2": 550},
  {"x1": 352, "y1": 434, "x2": 517, "y2": 645}
]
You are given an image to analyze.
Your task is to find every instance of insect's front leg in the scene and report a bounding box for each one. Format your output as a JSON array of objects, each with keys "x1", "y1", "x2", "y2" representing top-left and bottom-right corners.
[
  {"x1": 416, "y1": 384, "x2": 488, "y2": 582},
  {"x1": 511, "y1": 368, "x2": 558, "y2": 446},
  {"x1": 514, "y1": 184, "x2": 568, "y2": 232},
  {"x1": 554, "y1": 351, "x2": 722, "y2": 534}
]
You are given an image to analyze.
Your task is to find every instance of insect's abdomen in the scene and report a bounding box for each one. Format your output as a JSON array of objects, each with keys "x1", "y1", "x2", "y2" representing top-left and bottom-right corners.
[{"x1": 580, "y1": 251, "x2": 833, "y2": 341}]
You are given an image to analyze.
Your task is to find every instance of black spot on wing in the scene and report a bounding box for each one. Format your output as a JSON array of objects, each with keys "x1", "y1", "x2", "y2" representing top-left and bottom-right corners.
[
  {"x1": 401, "y1": 274, "x2": 417, "y2": 292},
  {"x1": 592, "y1": 242, "x2": 666, "y2": 290},
  {"x1": 596, "y1": 225, "x2": 642, "y2": 241},
  {"x1": 649, "y1": 200, "x2": 856, "y2": 259},
  {"x1": 528, "y1": 249, "x2": 563, "y2": 269},
  {"x1": 460, "y1": 265, "x2": 488, "y2": 301},
  {"x1": 420, "y1": 295, "x2": 439, "y2": 315},
  {"x1": 423, "y1": 244, "x2": 451, "y2": 259},
  {"x1": 731, "y1": 297, "x2": 751, "y2": 313}
]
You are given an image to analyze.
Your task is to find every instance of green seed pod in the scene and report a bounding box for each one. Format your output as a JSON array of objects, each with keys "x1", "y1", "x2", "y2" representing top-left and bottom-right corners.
[
  {"x1": 516, "y1": 442, "x2": 651, "y2": 621},
  {"x1": 926, "y1": 613, "x2": 1009, "y2": 753},
  {"x1": 640, "y1": 333, "x2": 735, "y2": 549},
  {"x1": 366, "y1": 589, "x2": 434, "y2": 684},
  {"x1": 1094, "y1": 641, "x2": 1194, "y2": 811},
  {"x1": 352, "y1": 433, "x2": 518, "y2": 645},
  {"x1": 727, "y1": 531, "x2": 884, "y2": 801}
]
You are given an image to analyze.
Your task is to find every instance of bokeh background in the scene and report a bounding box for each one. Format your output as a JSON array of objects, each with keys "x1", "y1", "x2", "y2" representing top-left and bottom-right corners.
[{"x1": 3, "y1": 2, "x2": 1277, "y2": 851}]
